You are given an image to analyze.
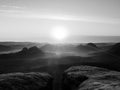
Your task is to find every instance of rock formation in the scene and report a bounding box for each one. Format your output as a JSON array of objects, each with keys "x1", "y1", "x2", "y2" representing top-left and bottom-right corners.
[
  {"x1": 62, "y1": 65, "x2": 120, "y2": 90},
  {"x1": 0, "y1": 72, "x2": 53, "y2": 90}
]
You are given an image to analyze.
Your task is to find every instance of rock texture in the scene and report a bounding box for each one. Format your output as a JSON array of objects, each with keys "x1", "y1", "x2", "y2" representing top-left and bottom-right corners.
[
  {"x1": 87, "y1": 43, "x2": 98, "y2": 48},
  {"x1": 0, "y1": 72, "x2": 53, "y2": 90},
  {"x1": 19, "y1": 46, "x2": 44, "y2": 56},
  {"x1": 62, "y1": 65, "x2": 120, "y2": 90}
]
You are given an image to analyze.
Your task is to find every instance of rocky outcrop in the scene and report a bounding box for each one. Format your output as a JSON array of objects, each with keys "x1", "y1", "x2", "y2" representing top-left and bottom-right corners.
[
  {"x1": 19, "y1": 46, "x2": 44, "y2": 55},
  {"x1": 76, "y1": 44, "x2": 98, "y2": 53},
  {"x1": 0, "y1": 72, "x2": 53, "y2": 90},
  {"x1": 87, "y1": 43, "x2": 98, "y2": 48},
  {"x1": 2, "y1": 46, "x2": 45, "y2": 58},
  {"x1": 62, "y1": 65, "x2": 120, "y2": 90}
]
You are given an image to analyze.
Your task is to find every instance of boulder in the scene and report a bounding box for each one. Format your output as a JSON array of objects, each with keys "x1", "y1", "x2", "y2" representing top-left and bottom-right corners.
[
  {"x1": 62, "y1": 65, "x2": 120, "y2": 90},
  {"x1": 0, "y1": 72, "x2": 53, "y2": 90}
]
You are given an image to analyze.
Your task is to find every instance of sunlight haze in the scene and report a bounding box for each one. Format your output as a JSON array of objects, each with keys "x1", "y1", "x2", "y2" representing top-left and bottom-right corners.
[{"x1": 0, "y1": 0, "x2": 120, "y2": 42}]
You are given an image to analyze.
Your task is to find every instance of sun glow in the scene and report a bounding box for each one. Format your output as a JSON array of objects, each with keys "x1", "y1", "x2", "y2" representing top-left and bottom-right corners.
[{"x1": 51, "y1": 26, "x2": 68, "y2": 41}]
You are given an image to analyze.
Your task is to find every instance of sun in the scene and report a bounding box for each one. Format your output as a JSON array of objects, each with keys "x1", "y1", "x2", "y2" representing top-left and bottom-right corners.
[{"x1": 51, "y1": 26, "x2": 68, "y2": 41}]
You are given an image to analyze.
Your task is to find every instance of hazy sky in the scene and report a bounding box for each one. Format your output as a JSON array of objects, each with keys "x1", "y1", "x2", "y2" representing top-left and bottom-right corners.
[{"x1": 0, "y1": 0, "x2": 120, "y2": 42}]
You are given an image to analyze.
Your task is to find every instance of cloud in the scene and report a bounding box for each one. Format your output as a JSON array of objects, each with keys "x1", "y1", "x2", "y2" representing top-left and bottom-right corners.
[
  {"x1": 0, "y1": 7, "x2": 120, "y2": 24},
  {"x1": 0, "y1": 5, "x2": 25, "y2": 14},
  {"x1": 14, "y1": 13, "x2": 120, "y2": 24},
  {"x1": 0, "y1": 5, "x2": 24, "y2": 9},
  {"x1": 0, "y1": 9, "x2": 24, "y2": 13}
]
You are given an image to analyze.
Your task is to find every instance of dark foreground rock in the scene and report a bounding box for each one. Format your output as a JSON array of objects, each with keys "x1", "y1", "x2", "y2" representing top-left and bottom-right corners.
[
  {"x1": 0, "y1": 72, "x2": 53, "y2": 90},
  {"x1": 62, "y1": 65, "x2": 120, "y2": 90}
]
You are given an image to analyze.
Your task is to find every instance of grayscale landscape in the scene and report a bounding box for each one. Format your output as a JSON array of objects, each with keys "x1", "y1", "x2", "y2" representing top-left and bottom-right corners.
[
  {"x1": 0, "y1": 0, "x2": 120, "y2": 90},
  {"x1": 0, "y1": 42, "x2": 119, "y2": 90}
]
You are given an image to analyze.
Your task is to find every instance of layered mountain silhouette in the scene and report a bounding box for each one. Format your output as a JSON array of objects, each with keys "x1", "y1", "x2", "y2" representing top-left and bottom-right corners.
[
  {"x1": 76, "y1": 43, "x2": 98, "y2": 53},
  {"x1": 0, "y1": 46, "x2": 44, "y2": 60},
  {"x1": 41, "y1": 43, "x2": 98, "y2": 54},
  {"x1": 17, "y1": 46, "x2": 44, "y2": 57},
  {"x1": 93, "y1": 43, "x2": 120, "y2": 58},
  {"x1": 0, "y1": 46, "x2": 45, "y2": 73},
  {"x1": 87, "y1": 43, "x2": 98, "y2": 48},
  {"x1": 0, "y1": 42, "x2": 43, "y2": 54},
  {"x1": 107, "y1": 43, "x2": 120, "y2": 56},
  {"x1": 0, "y1": 42, "x2": 119, "y2": 90},
  {"x1": 0, "y1": 45, "x2": 12, "y2": 52}
]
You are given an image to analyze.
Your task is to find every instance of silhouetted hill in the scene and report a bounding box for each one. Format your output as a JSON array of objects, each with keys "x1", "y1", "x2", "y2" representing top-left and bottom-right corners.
[
  {"x1": 81, "y1": 43, "x2": 120, "y2": 71},
  {"x1": 17, "y1": 46, "x2": 44, "y2": 57},
  {"x1": 93, "y1": 42, "x2": 120, "y2": 59},
  {"x1": 0, "y1": 45, "x2": 12, "y2": 52},
  {"x1": 0, "y1": 46, "x2": 46, "y2": 73},
  {"x1": 0, "y1": 46, "x2": 44, "y2": 58},
  {"x1": 87, "y1": 43, "x2": 98, "y2": 48},
  {"x1": 108, "y1": 43, "x2": 120, "y2": 56},
  {"x1": 0, "y1": 42, "x2": 44, "y2": 54},
  {"x1": 76, "y1": 44, "x2": 98, "y2": 53},
  {"x1": 41, "y1": 43, "x2": 99, "y2": 55}
]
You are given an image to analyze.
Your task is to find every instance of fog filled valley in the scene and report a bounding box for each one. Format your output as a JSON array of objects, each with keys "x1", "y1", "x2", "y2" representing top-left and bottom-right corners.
[
  {"x1": 0, "y1": 42, "x2": 119, "y2": 90},
  {"x1": 0, "y1": 42, "x2": 115, "y2": 73}
]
